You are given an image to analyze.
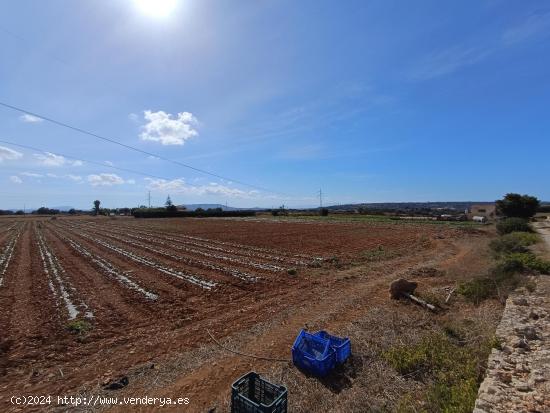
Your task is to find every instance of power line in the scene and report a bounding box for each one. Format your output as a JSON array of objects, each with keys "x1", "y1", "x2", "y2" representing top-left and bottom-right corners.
[{"x1": 0, "y1": 101, "x2": 287, "y2": 196}]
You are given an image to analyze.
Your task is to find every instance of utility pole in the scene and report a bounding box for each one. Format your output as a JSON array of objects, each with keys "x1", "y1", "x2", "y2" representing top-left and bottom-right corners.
[
  {"x1": 318, "y1": 189, "x2": 323, "y2": 208},
  {"x1": 148, "y1": 191, "x2": 151, "y2": 208}
]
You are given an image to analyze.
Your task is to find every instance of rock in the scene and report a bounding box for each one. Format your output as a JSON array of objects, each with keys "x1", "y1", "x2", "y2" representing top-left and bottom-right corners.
[
  {"x1": 103, "y1": 376, "x2": 129, "y2": 391},
  {"x1": 497, "y1": 372, "x2": 512, "y2": 384},
  {"x1": 515, "y1": 384, "x2": 533, "y2": 392},
  {"x1": 389, "y1": 278, "x2": 418, "y2": 299},
  {"x1": 513, "y1": 298, "x2": 529, "y2": 306},
  {"x1": 515, "y1": 326, "x2": 539, "y2": 340},
  {"x1": 513, "y1": 338, "x2": 531, "y2": 350}
]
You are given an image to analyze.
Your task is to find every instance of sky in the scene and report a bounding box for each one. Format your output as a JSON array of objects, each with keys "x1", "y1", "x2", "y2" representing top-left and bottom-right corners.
[{"x1": 1, "y1": 0, "x2": 549, "y2": 210}]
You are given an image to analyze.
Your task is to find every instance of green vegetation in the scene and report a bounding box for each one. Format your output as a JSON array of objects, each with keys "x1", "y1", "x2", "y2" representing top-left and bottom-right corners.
[
  {"x1": 67, "y1": 320, "x2": 92, "y2": 335},
  {"x1": 461, "y1": 216, "x2": 549, "y2": 303},
  {"x1": 93, "y1": 200, "x2": 101, "y2": 216},
  {"x1": 496, "y1": 193, "x2": 540, "y2": 218},
  {"x1": 384, "y1": 332, "x2": 496, "y2": 413},
  {"x1": 496, "y1": 217, "x2": 531, "y2": 235},
  {"x1": 264, "y1": 213, "x2": 480, "y2": 227},
  {"x1": 165, "y1": 195, "x2": 177, "y2": 212},
  {"x1": 489, "y1": 231, "x2": 539, "y2": 256},
  {"x1": 458, "y1": 258, "x2": 527, "y2": 303},
  {"x1": 361, "y1": 245, "x2": 401, "y2": 262},
  {"x1": 504, "y1": 252, "x2": 550, "y2": 274}
]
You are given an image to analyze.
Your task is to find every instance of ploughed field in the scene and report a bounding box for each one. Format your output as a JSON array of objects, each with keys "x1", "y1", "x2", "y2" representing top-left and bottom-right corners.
[{"x1": 0, "y1": 217, "x2": 460, "y2": 407}]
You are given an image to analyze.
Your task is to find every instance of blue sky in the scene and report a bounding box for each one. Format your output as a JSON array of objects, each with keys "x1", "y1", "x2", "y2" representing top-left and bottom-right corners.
[{"x1": 1, "y1": 0, "x2": 549, "y2": 209}]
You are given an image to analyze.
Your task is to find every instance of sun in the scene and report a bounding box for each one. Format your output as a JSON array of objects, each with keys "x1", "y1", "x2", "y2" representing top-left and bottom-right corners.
[{"x1": 135, "y1": 0, "x2": 178, "y2": 18}]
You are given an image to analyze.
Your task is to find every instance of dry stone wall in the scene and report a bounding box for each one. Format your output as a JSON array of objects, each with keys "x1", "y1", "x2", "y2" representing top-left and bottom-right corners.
[{"x1": 474, "y1": 276, "x2": 550, "y2": 413}]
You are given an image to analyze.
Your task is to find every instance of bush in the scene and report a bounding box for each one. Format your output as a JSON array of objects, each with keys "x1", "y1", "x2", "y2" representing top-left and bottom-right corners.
[
  {"x1": 504, "y1": 252, "x2": 550, "y2": 274},
  {"x1": 384, "y1": 332, "x2": 490, "y2": 413},
  {"x1": 457, "y1": 277, "x2": 495, "y2": 304},
  {"x1": 496, "y1": 218, "x2": 531, "y2": 235},
  {"x1": 458, "y1": 260, "x2": 523, "y2": 304},
  {"x1": 489, "y1": 237, "x2": 528, "y2": 256},
  {"x1": 319, "y1": 208, "x2": 329, "y2": 216},
  {"x1": 489, "y1": 232, "x2": 538, "y2": 257},
  {"x1": 132, "y1": 209, "x2": 255, "y2": 218},
  {"x1": 504, "y1": 232, "x2": 539, "y2": 246}
]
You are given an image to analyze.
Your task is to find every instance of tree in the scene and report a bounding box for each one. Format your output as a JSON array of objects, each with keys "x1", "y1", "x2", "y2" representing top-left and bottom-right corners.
[
  {"x1": 68, "y1": 208, "x2": 76, "y2": 215},
  {"x1": 165, "y1": 195, "x2": 177, "y2": 212},
  {"x1": 15, "y1": 210, "x2": 24, "y2": 215},
  {"x1": 93, "y1": 200, "x2": 101, "y2": 216},
  {"x1": 496, "y1": 193, "x2": 540, "y2": 218}
]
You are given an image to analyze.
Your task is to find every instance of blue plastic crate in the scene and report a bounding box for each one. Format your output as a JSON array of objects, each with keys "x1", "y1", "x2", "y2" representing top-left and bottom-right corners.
[
  {"x1": 231, "y1": 372, "x2": 287, "y2": 413},
  {"x1": 313, "y1": 331, "x2": 351, "y2": 364},
  {"x1": 291, "y1": 329, "x2": 336, "y2": 377}
]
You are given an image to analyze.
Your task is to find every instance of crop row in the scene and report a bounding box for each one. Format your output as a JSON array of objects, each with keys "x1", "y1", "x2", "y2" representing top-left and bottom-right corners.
[
  {"x1": 36, "y1": 226, "x2": 93, "y2": 320},
  {"x1": 0, "y1": 225, "x2": 22, "y2": 287},
  {"x1": 83, "y1": 227, "x2": 260, "y2": 282},
  {"x1": 85, "y1": 220, "x2": 321, "y2": 266},
  {"x1": 51, "y1": 228, "x2": 158, "y2": 300},
  {"x1": 60, "y1": 225, "x2": 217, "y2": 290},
  {"x1": 150, "y1": 228, "x2": 324, "y2": 262},
  {"x1": 67, "y1": 222, "x2": 277, "y2": 277}
]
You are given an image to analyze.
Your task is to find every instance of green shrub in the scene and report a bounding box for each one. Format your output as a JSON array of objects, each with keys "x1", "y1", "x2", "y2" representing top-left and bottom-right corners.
[
  {"x1": 457, "y1": 277, "x2": 495, "y2": 304},
  {"x1": 489, "y1": 237, "x2": 528, "y2": 256},
  {"x1": 458, "y1": 260, "x2": 523, "y2": 303},
  {"x1": 385, "y1": 333, "x2": 490, "y2": 413},
  {"x1": 504, "y1": 252, "x2": 550, "y2": 274},
  {"x1": 505, "y1": 232, "x2": 539, "y2": 246},
  {"x1": 496, "y1": 218, "x2": 530, "y2": 235}
]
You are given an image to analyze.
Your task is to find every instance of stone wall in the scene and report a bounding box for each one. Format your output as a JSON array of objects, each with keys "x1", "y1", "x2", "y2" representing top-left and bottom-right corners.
[{"x1": 474, "y1": 276, "x2": 549, "y2": 413}]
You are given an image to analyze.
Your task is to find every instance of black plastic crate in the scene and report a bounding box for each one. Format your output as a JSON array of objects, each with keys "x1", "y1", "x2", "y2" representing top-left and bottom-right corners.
[{"x1": 231, "y1": 372, "x2": 287, "y2": 413}]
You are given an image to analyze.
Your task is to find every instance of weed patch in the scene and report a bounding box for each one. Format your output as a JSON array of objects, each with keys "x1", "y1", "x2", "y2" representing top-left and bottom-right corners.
[
  {"x1": 67, "y1": 320, "x2": 92, "y2": 335},
  {"x1": 496, "y1": 218, "x2": 531, "y2": 235},
  {"x1": 504, "y1": 252, "x2": 550, "y2": 274},
  {"x1": 384, "y1": 332, "x2": 496, "y2": 413}
]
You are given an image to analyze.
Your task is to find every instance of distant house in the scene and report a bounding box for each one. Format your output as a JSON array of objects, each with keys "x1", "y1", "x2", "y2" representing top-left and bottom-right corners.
[{"x1": 468, "y1": 204, "x2": 496, "y2": 220}]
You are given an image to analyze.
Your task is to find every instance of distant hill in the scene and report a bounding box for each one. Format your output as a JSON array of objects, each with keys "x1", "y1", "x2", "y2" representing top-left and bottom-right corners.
[
  {"x1": 50, "y1": 206, "x2": 76, "y2": 212},
  {"x1": 325, "y1": 202, "x2": 494, "y2": 212},
  {"x1": 179, "y1": 203, "x2": 266, "y2": 211}
]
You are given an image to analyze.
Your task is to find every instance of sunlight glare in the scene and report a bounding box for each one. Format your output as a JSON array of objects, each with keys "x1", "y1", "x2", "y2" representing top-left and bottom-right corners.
[{"x1": 135, "y1": 0, "x2": 178, "y2": 18}]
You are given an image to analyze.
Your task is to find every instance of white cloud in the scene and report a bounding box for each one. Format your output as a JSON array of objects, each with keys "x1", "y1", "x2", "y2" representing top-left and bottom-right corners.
[
  {"x1": 19, "y1": 113, "x2": 44, "y2": 123},
  {"x1": 127, "y1": 179, "x2": 136, "y2": 185},
  {"x1": 87, "y1": 173, "x2": 125, "y2": 186},
  {"x1": 0, "y1": 146, "x2": 23, "y2": 162},
  {"x1": 10, "y1": 175, "x2": 23, "y2": 184},
  {"x1": 34, "y1": 152, "x2": 82, "y2": 167},
  {"x1": 20, "y1": 171, "x2": 43, "y2": 178},
  {"x1": 145, "y1": 178, "x2": 255, "y2": 198},
  {"x1": 411, "y1": 11, "x2": 550, "y2": 81},
  {"x1": 104, "y1": 161, "x2": 114, "y2": 166},
  {"x1": 140, "y1": 110, "x2": 199, "y2": 145},
  {"x1": 502, "y1": 11, "x2": 550, "y2": 45},
  {"x1": 410, "y1": 45, "x2": 492, "y2": 80},
  {"x1": 66, "y1": 174, "x2": 83, "y2": 182},
  {"x1": 128, "y1": 113, "x2": 139, "y2": 122}
]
